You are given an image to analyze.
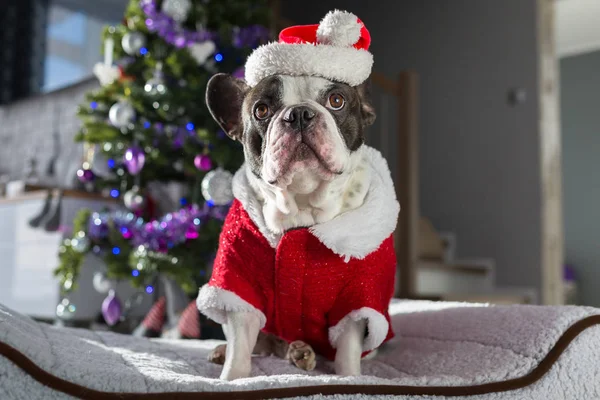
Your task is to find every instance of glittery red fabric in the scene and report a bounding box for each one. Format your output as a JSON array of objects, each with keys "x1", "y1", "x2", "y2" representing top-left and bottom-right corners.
[{"x1": 208, "y1": 199, "x2": 396, "y2": 361}]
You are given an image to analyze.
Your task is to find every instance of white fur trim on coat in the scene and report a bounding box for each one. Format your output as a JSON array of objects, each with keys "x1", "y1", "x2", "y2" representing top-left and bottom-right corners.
[
  {"x1": 232, "y1": 145, "x2": 400, "y2": 261},
  {"x1": 196, "y1": 285, "x2": 267, "y2": 329},
  {"x1": 329, "y1": 307, "x2": 389, "y2": 352},
  {"x1": 244, "y1": 43, "x2": 373, "y2": 87},
  {"x1": 316, "y1": 10, "x2": 362, "y2": 47},
  {"x1": 232, "y1": 169, "x2": 282, "y2": 248},
  {"x1": 309, "y1": 146, "x2": 400, "y2": 261}
]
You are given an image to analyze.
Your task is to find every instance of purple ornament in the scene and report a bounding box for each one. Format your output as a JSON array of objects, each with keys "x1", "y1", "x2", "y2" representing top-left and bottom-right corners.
[
  {"x1": 194, "y1": 154, "x2": 212, "y2": 171},
  {"x1": 141, "y1": 0, "x2": 216, "y2": 48},
  {"x1": 101, "y1": 290, "x2": 122, "y2": 326},
  {"x1": 77, "y1": 168, "x2": 95, "y2": 183},
  {"x1": 124, "y1": 146, "x2": 146, "y2": 175},
  {"x1": 185, "y1": 225, "x2": 199, "y2": 240}
]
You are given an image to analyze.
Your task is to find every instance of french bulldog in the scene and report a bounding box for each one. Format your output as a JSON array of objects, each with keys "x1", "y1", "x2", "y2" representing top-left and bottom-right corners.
[{"x1": 201, "y1": 72, "x2": 398, "y2": 381}]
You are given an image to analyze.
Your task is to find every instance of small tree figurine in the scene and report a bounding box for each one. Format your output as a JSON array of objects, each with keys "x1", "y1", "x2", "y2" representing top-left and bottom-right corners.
[{"x1": 54, "y1": 0, "x2": 271, "y2": 336}]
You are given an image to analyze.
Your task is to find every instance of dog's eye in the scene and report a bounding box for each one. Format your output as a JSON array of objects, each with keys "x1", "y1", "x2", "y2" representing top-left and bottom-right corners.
[
  {"x1": 327, "y1": 93, "x2": 345, "y2": 110},
  {"x1": 254, "y1": 104, "x2": 270, "y2": 120}
]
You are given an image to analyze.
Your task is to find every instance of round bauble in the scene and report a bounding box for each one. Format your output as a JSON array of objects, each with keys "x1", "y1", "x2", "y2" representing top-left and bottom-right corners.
[
  {"x1": 76, "y1": 167, "x2": 94, "y2": 183},
  {"x1": 194, "y1": 154, "x2": 212, "y2": 171},
  {"x1": 108, "y1": 101, "x2": 136, "y2": 128},
  {"x1": 121, "y1": 31, "x2": 147, "y2": 56},
  {"x1": 201, "y1": 168, "x2": 234, "y2": 206},
  {"x1": 123, "y1": 187, "x2": 146, "y2": 211},
  {"x1": 92, "y1": 272, "x2": 112, "y2": 294}
]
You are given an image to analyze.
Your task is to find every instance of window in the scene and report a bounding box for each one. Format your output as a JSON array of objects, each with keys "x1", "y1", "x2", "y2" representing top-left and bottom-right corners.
[{"x1": 43, "y1": 1, "x2": 125, "y2": 92}]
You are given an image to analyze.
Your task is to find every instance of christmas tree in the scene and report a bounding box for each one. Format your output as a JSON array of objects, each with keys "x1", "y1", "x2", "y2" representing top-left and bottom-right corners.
[{"x1": 54, "y1": 0, "x2": 271, "y2": 309}]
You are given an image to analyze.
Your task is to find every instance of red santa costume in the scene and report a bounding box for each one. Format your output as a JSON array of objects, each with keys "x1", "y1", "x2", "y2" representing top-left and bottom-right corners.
[{"x1": 197, "y1": 11, "x2": 400, "y2": 361}]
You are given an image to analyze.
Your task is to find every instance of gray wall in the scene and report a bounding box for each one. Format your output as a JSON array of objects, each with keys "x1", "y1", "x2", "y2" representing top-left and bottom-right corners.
[
  {"x1": 0, "y1": 1, "x2": 545, "y2": 297},
  {"x1": 283, "y1": 1, "x2": 542, "y2": 292},
  {"x1": 560, "y1": 51, "x2": 600, "y2": 307},
  {"x1": 0, "y1": 78, "x2": 95, "y2": 184}
]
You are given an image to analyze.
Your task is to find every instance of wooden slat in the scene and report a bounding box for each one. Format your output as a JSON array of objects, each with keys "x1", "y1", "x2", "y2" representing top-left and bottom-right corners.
[
  {"x1": 396, "y1": 71, "x2": 420, "y2": 298},
  {"x1": 24, "y1": 185, "x2": 118, "y2": 202},
  {"x1": 371, "y1": 72, "x2": 398, "y2": 95},
  {"x1": 269, "y1": 0, "x2": 282, "y2": 38},
  {"x1": 537, "y1": 0, "x2": 564, "y2": 305}
]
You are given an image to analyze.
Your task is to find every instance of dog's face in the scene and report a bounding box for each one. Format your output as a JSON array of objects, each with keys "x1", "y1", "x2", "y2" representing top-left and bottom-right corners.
[{"x1": 206, "y1": 74, "x2": 375, "y2": 193}]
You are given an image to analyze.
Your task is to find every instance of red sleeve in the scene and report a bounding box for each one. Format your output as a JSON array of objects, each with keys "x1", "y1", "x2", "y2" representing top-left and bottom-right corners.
[
  {"x1": 207, "y1": 200, "x2": 269, "y2": 315},
  {"x1": 328, "y1": 235, "x2": 396, "y2": 331}
]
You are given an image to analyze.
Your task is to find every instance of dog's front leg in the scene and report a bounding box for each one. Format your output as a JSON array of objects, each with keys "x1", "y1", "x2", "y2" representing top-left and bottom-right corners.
[
  {"x1": 334, "y1": 319, "x2": 366, "y2": 376},
  {"x1": 220, "y1": 311, "x2": 261, "y2": 380}
]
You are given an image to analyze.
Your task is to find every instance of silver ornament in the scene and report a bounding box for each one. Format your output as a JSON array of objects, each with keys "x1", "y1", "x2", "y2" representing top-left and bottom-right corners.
[
  {"x1": 201, "y1": 168, "x2": 234, "y2": 206},
  {"x1": 123, "y1": 187, "x2": 146, "y2": 211},
  {"x1": 71, "y1": 231, "x2": 90, "y2": 253},
  {"x1": 161, "y1": 0, "x2": 192, "y2": 23},
  {"x1": 108, "y1": 101, "x2": 136, "y2": 128},
  {"x1": 90, "y1": 146, "x2": 113, "y2": 178},
  {"x1": 121, "y1": 31, "x2": 147, "y2": 55},
  {"x1": 56, "y1": 298, "x2": 76, "y2": 320},
  {"x1": 92, "y1": 272, "x2": 112, "y2": 294}
]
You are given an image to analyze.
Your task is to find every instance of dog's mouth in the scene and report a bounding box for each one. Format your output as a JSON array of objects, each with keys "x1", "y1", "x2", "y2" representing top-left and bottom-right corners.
[{"x1": 266, "y1": 141, "x2": 342, "y2": 186}]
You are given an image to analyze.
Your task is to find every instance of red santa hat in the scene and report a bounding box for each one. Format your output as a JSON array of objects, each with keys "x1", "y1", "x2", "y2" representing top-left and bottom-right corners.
[{"x1": 244, "y1": 10, "x2": 372, "y2": 87}]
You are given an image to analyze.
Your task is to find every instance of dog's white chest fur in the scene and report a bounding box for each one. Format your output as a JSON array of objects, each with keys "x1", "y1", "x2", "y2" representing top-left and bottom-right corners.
[{"x1": 249, "y1": 146, "x2": 371, "y2": 234}]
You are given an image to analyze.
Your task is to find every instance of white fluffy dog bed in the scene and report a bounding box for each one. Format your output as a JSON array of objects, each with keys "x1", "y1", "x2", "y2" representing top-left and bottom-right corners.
[{"x1": 1, "y1": 300, "x2": 599, "y2": 399}]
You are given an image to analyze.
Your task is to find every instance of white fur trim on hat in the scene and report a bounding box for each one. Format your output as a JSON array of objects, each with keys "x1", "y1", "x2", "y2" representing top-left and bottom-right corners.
[
  {"x1": 245, "y1": 42, "x2": 373, "y2": 87},
  {"x1": 317, "y1": 10, "x2": 362, "y2": 47},
  {"x1": 329, "y1": 307, "x2": 389, "y2": 352}
]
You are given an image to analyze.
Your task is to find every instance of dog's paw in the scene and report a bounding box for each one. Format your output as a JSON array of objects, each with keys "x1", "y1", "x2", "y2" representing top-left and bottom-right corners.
[
  {"x1": 208, "y1": 344, "x2": 227, "y2": 365},
  {"x1": 287, "y1": 341, "x2": 316, "y2": 371}
]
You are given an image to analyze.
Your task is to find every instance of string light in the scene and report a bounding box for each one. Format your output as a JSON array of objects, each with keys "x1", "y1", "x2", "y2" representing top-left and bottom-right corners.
[
  {"x1": 214, "y1": 53, "x2": 223, "y2": 62},
  {"x1": 186, "y1": 122, "x2": 194, "y2": 131},
  {"x1": 90, "y1": 101, "x2": 98, "y2": 109},
  {"x1": 140, "y1": 47, "x2": 148, "y2": 55},
  {"x1": 112, "y1": 247, "x2": 121, "y2": 255},
  {"x1": 107, "y1": 159, "x2": 115, "y2": 168},
  {"x1": 121, "y1": 227, "x2": 132, "y2": 239},
  {"x1": 110, "y1": 189, "x2": 120, "y2": 198},
  {"x1": 145, "y1": 285, "x2": 154, "y2": 294},
  {"x1": 132, "y1": 270, "x2": 139, "y2": 277},
  {"x1": 143, "y1": 121, "x2": 151, "y2": 129},
  {"x1": 180, "y1": 197, "x2": 188, "y2": 206}
]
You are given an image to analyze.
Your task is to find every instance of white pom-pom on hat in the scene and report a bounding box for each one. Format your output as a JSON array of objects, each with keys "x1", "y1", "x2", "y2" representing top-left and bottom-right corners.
[
  {"x1": 244, "y1": 9, "x2": 372, "y2": 87},
  {"x1": 316, "y1": 10, "x2": 362, "y2": 47}
]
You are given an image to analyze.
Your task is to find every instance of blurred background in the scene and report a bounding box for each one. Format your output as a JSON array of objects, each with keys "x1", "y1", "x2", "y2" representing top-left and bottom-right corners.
[{"x1": 0, "y1": 0, "x2": 596, "y2": 339}]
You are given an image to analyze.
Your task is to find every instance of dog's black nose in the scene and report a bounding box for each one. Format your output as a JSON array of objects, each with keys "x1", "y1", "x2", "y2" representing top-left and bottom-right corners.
[{"x1": 283, "y1": 106, "x2": 316, "y2": 130}]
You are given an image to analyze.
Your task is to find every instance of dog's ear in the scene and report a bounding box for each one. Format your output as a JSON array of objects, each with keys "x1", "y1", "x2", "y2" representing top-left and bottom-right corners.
[
  {"x1": 356, "y1": 79, "x2": 376, "y2": 127},
  {"x1": 206, "y1": 73, "x2": 249, "y2": 140}
]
